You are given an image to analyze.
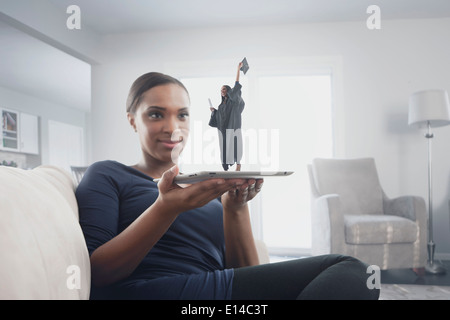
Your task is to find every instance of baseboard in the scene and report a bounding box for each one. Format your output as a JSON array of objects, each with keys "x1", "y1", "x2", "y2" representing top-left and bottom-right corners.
[
  {"x1": 266, "y1": 248, "x2": 450, "y2": 263},
  {"x1": 435, "y1": 253, "x2": 450, "y2": 261}
]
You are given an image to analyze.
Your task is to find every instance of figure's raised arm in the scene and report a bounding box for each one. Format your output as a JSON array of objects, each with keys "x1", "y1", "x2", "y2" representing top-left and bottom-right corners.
[{"x1": 236, "y1": 61, "x2": 243, "y2": 83}]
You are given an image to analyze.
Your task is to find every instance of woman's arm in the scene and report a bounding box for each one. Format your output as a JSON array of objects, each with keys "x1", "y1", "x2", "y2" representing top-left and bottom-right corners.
[
  {"x1": 90, "y1": 166, "x2": 243, "y2": 287},
  {"x1": 222, "y1": 178, "x2": 264, "y2": 268},
  {"x1": 89, "y1": 196, "x2": 177, "y2": 287},
  {"x1": 236, "y1": 61, "x2": 243, "y2": 83}
]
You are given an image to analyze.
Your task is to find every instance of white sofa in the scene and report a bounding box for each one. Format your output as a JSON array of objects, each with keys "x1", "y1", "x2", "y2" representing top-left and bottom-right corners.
[
  {"x1": 0, "y1": 165, "x2": 90, "y2": 299},
  {"x1": 0, "y1": 165, "x2": 269, "y2": 300}
]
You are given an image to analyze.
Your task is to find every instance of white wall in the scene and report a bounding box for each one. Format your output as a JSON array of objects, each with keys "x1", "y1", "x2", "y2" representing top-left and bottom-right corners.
[
  {"x1": 90, "y1": 18, "x2": 450, "y2": 257},
  {"x1": 0, "y1": 85, "x2": 87, "y2": 166}
]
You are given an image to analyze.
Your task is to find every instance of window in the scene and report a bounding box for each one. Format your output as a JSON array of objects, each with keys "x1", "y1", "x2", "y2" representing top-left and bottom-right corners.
[
  {"x1": 256, "y1": 75, "x2": 333, "y2": 254},
  {"x1": 181, "y1": 70, "x2": 334, "y2": 256}
]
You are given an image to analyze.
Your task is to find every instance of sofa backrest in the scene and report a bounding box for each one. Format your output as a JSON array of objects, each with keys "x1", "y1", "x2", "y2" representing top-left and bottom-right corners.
[
  {"x1": 311, "y1": 158, "x2": 384, "y2": 215},
  {"x1": 0, "y1": 166, "x2": 90, "y2": 299}
]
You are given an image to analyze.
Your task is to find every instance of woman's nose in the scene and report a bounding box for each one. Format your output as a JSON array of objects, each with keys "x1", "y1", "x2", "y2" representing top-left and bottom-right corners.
[{"x1": 163, "y1": 116, "x2": 179, "y2": 133}]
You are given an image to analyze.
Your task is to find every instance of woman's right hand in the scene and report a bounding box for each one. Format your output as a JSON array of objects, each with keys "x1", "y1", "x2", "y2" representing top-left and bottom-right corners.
[{"x1": 156, "y1": 165, "x2": 244, "y2": 214}]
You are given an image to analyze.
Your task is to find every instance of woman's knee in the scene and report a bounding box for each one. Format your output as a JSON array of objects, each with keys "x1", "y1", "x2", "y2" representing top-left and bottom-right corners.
[
  {"x1": 299, "y1": 254, "x2": 380, "y2": 300},
  {"x1": 329, "y1": 254, "x2": 380, "y2": 300}
]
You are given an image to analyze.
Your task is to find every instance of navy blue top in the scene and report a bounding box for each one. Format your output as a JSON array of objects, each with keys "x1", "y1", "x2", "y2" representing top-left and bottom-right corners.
[{"x1": 76, "y1": 160, "x2": 234, "y2": 299}]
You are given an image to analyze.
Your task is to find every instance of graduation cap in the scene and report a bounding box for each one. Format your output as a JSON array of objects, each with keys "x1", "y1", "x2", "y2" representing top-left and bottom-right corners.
[{"x1": 240, "y1": 57, "x2": 249, "y2": 74}]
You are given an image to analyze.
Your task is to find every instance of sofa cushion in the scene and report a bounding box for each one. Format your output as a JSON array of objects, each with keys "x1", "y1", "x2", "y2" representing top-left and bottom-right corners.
[
  {"x1": 344, "y1": 215, "x2": 418, "y2": 245},
  {"x1": 0, "y1": 166, "x2": 90, "y2": 299}
]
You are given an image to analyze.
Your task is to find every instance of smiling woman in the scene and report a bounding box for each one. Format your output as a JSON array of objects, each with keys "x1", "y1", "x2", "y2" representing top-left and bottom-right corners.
[
  {"x1": 76, "y1": 71, "x2": 378, "y2": 300},
  {"x1": 76, "y1": 71, "x2": 262, "y2": 299},
  {"x1": 126, "y1": 73, "x2": 191, "y2": 178}
]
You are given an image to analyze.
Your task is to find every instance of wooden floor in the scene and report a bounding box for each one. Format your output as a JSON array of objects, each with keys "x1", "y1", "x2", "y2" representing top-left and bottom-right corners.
[{"x1": 381, "y1": 260, "x2": 450, "y2": 286}]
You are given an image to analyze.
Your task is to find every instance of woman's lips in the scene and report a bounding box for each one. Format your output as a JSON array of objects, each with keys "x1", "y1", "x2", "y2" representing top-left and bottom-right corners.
[{"x1": 159, "y1": 137, "x2": 183, "y2": 149}]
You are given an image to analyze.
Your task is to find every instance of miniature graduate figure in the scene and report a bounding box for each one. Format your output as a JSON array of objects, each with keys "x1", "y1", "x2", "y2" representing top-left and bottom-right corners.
[{"x1": 209, "y1": 59, "x2": 248, "y2": 171}]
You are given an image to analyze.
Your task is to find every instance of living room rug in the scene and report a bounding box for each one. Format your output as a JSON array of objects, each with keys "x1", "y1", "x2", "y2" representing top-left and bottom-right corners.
[
  {"x1": 380, "y1": 284, "x2": 450, "y2": 300},
  {"x1": 381, "y1": 260, "x2": 450, "y2": 286},
  {"x1": 378, "y1": 260, "x2": 450, "y2": 299}
]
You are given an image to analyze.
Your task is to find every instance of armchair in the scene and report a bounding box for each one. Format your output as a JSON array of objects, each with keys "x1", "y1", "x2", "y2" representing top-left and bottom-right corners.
[{"x1": 307, "y1": 158, "x2": 427, "y2": 270}]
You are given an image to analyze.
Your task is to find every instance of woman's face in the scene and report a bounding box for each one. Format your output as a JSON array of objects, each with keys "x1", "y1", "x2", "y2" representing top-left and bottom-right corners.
[
  {"x1": 221, "y1": 86, "x2": 228, "y2": 97},
  {"x1": 128, "y1": 83, "x2": 190, "y2": 165}
]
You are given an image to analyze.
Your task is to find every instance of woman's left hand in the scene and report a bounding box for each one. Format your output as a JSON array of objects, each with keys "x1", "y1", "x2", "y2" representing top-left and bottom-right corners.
[{"x1": 221, "y1": 174, "x2": 264, "y2": 212}]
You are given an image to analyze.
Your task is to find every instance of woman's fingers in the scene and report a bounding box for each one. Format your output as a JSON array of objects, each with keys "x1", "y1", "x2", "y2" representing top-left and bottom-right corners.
[
  {"x1": 254, "y1": 179, "x2": 264, "y2": 193},
  {"x1": 222, "y1": 178, "x2": 264, "y2": 209},
  {"x1": 157, "y1": 165, "x2": 264, "y2": 212},
  {"x1": 157, "y1": 165, "x2": 180, "y2": 193},
  {"x1": 179, "y1": 178, "x2": 244, "y2": 209}
]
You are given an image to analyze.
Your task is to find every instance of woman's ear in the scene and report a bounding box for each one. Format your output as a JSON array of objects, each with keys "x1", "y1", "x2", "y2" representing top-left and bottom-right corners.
[{"x1": 127, "y1": 112, "x2": 137, "y2": 132}]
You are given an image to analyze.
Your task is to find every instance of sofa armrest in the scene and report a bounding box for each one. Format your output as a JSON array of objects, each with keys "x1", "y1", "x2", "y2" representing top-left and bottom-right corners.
[{"x1": 311, "y1": 194, "x2": 345, "y2": 255}]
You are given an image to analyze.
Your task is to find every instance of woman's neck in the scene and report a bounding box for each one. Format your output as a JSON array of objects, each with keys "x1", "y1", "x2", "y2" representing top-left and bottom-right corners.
[{"x1": 133, "y1": 157, "x2": 175, "y2": 179}]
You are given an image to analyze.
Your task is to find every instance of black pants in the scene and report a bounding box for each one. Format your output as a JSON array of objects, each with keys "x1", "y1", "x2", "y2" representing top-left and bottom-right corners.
[{"x1": 231, "y1": 254, "x2": 380, "y2": 300}]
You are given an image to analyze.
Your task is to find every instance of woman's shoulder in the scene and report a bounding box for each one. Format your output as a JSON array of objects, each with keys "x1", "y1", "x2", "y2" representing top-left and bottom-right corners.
[
  {"x1": 232, "y1": 81, "x2": 242, "y2": 91},
  {"x1": 229, "y1": 82, "x2": 242, "y2": 98},
  {"x1": 76, "y1": 160, "x2": 137, "y2": 196},
  {"x1": 85, "y1": 160, "x2": 154, "y2": 183},
  {"x1": 88, "y1": 160, "x2": 124, "y2": 170},
  {"x1": 86, "y1": 160, "x2": 126, "y2": 175},
  {"x1": 83, "y1": 160, "x2": 134, "y2": 183}
]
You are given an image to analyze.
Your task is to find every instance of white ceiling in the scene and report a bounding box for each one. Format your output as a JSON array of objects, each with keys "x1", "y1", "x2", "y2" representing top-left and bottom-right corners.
[
  {"x1": 0, "y1": 19, "x2": 91, "y2": 111},
  {"x1": 48, "y1": 0, "x2": 450, "y2": 34},
  {"x1": 1, "y1": 0, "x2": 450, "y2": 112}
]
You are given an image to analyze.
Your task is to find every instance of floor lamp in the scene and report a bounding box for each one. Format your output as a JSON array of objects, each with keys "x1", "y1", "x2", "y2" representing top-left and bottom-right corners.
[{"x1": 408, "y1": 89, "x2": 450, "y2": 274}]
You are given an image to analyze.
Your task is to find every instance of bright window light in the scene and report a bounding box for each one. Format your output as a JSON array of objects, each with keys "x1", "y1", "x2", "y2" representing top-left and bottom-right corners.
[
  {"x1": 257, "y1": 75, "x2": 333, "y2": 253},
  {"x1": 181, "y1": 74, "x2": 333, "y2": 254}
]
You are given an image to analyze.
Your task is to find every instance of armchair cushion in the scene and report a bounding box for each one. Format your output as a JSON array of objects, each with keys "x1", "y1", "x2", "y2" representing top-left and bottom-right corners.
[{"x1": 345, "y1": 215, "x2": 418, "y2": 245}]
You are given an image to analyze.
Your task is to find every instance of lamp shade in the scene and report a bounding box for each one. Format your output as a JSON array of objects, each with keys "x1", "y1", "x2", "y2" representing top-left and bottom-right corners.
[{"x1": 408, "y1": 89, "x2": 450, "y2": 128}]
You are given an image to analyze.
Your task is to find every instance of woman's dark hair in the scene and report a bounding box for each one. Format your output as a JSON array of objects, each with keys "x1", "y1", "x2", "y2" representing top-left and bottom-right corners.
[
  {"x1": 126, "y1": 72, "x2": 189, "y2": 114},
  {"x1": 223, "y1": 85, "x2": 231, "y2": 93},
  {"x1": 221, "y1": 85, "x2": 232, "y2": 102}
]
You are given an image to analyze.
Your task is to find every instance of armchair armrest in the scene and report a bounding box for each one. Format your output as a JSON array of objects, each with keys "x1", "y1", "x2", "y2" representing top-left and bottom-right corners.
[
  {"x1": 311, "y1": 194, "x2": 346, "y2": 255},
  {"x1": 382, "y1": 194, "x2": 428, "y2": 267},
  {"x1": 383, "y1": 195, "x2": 426, "y2": 222}
]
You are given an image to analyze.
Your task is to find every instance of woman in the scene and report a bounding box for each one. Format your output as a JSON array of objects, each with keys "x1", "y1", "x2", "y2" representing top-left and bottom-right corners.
[
  {"x1": 76, "y1": 72, "x2": 379, "y2": 300},
  {"x1": 209, "y1": 62, "x2": 245, "y2": 171}
]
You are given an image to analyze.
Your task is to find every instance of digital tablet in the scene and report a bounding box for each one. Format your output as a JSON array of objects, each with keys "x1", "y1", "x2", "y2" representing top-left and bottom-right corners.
[{"x1": 154, "y1": 171, "x2": 293, "y2": 184}]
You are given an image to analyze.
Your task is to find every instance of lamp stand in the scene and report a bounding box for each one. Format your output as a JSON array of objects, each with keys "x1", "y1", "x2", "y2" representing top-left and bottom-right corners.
[{"x1": 424, "y1": 121, "x2": 446, "y2": 274}]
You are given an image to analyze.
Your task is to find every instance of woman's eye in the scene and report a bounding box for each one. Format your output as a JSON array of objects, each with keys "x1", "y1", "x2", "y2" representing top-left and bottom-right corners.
[
  {"x1": 148, "y1": 112, "x2": 162, "y2": 119},
  {"x1": 179, "y1": 113, "x2": 189, "y2": 120}
]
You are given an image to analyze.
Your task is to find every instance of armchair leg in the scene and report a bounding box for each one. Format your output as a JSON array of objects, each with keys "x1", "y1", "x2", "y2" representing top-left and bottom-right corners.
[{"x1": 413, "y1": 267, "x2": 425, "y2": 276}]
